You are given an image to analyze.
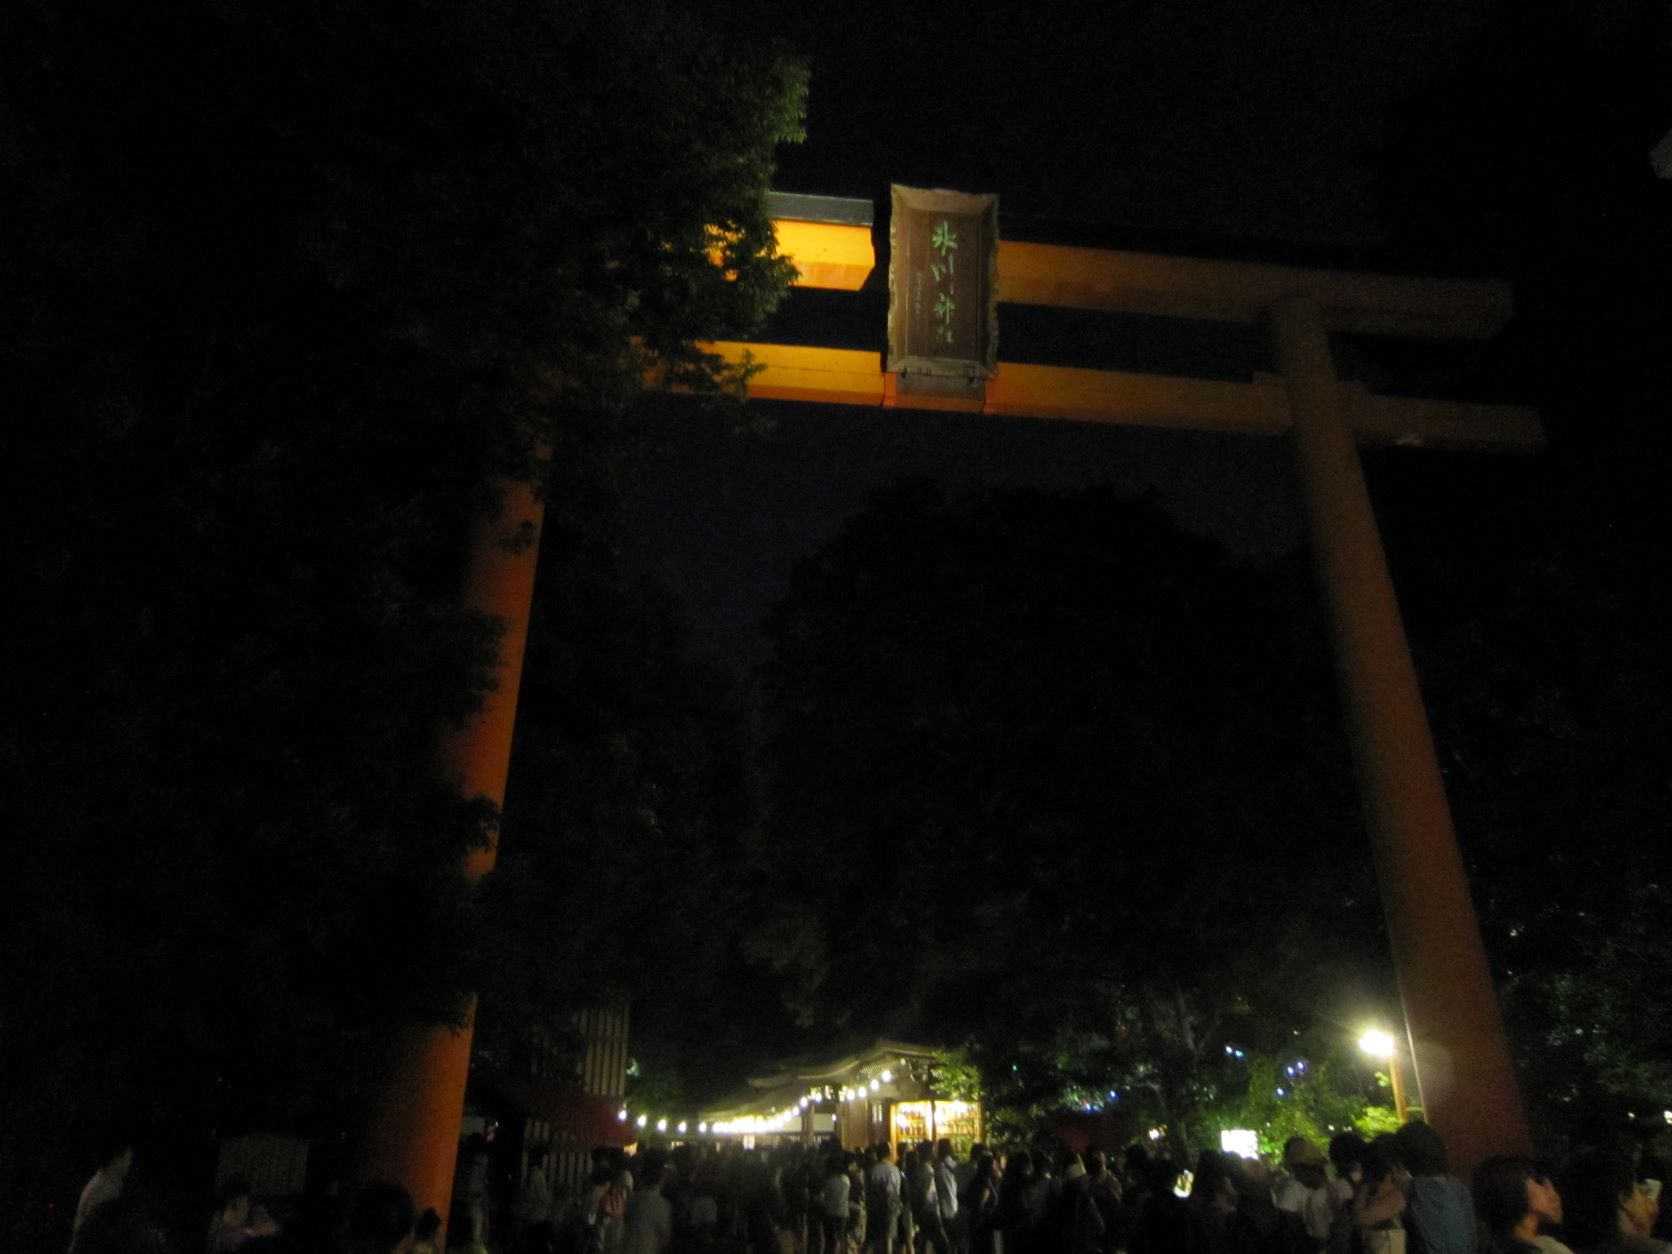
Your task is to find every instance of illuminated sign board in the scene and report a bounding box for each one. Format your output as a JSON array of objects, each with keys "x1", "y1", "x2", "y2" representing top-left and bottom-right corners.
[{"x1": 887, "y1": 185, "x2": 999, "y2": 380}]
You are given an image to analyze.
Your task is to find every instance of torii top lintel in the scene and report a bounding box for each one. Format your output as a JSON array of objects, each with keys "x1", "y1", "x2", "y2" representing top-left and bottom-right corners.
[
  {"x1": 748, "y1": 211, "x2": 1541, "y2": 453},
  {"x1": 772, "y1": 218, "x2": 1515, "y2": 339}
]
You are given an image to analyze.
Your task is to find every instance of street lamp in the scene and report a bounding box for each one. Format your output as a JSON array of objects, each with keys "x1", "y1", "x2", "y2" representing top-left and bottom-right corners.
[{"x1": 1358, "y1": 1028, "x2": 1408, "y2": 1124}]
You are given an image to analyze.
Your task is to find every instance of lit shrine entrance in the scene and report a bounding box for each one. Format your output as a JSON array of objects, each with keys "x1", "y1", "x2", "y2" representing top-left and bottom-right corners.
[
  {"x1": 719, "y1": 188, "x2": 1541, "y2": 1178},
  {"x1": 361, "y1": 186, "x2": 1541, "y2": 1234}
]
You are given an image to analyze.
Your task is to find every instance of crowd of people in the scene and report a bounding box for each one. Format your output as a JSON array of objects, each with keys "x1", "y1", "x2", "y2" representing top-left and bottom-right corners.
[
  {"x1": 59, "y1": 1120, "x2": 1672, "y2": 1254},
  {"x1": 480, "y1": 1122, "x2": 1672, "y2": 1254}
]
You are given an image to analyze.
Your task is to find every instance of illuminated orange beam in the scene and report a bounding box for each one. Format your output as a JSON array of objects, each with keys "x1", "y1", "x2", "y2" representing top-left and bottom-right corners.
[
  {"x1": 701, "y1": 342, "x2": 1544, "y2": 452},
  {"x1": 776, "y1": 219, "x2": 876, "y2": 292},
  {"x1": 772, "y1": 220, "x2": 1514, "y2": 339},
  {"x1": 728, "y1": 342, "x2": 886, "y2": 406},
  {"x1": 999, "y1": 242, "x2": 1516, "y2": 339}
]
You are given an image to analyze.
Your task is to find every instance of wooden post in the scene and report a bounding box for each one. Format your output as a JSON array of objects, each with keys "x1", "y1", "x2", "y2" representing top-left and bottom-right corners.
[
  {"x1": 1265, "y1": 294, "x2": 1529, "y2": 1174},
  {"x1": 354, "y1": 468, "x2": 546, "y2": 1237}
]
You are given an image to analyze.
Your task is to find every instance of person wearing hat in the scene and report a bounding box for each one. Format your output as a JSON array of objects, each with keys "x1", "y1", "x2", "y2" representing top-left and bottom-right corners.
[
  {"x1": 1046, "y1": 1154, "x2": 1106, "y2": 1254},
  {"x1": 1276, "y1": 1139, "x2": 1340, "y2": 1250}
]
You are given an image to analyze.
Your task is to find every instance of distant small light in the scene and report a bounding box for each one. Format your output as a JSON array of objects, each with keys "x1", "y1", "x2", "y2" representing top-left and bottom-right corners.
[
  {"x1": 699, "y1": 1122, "x2": 709, "y2": 1133},
  {"x1": 657, "y1": 1118, "x2": 668, "y2": 1132},
  {"x1": 1275, "y1": 1088, "x2": 1287, "y2": 1098},
  {"x1": 618, "y1": 1109, "x2": 628, "y2": 1122},
  {"x1": 880, "y1": 1070, "x2": 893, "y2": 1083},
  {"x1": 870, "y1": 1079, "x2": 880, "y2": 1091},
  {"x1": 636, "y1": 1115, "x2": 648, "y2": 1128},
  {"x1": 678, "y1": 1121, "x2": 688, "y2": 1134}
]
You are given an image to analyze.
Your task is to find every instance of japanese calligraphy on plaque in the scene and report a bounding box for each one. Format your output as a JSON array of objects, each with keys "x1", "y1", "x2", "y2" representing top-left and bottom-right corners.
[{"x1": 887, "y1": 186, "x2": 999, "y2": 380}]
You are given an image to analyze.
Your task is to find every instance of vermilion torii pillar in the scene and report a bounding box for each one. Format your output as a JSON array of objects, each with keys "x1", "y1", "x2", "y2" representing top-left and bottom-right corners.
[
  {"x1": 1265, "y1": 293, "x2": 1530, "y2": 1173},
  {"x1": 355, "y1": 469, "x2": 546, "y2": 1239}
]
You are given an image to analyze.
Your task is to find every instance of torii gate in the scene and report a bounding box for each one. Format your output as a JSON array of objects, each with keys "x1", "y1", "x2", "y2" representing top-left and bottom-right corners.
[
  {"x1": 358, "y1": 191, "x2": 1538, "y2": 1237},
  {"x1": 731, "y1": 192, "x2": 1541, "y2": 1175}
]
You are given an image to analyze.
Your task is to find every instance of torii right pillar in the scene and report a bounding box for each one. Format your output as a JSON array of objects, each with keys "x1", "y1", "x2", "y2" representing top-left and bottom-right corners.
[{"x1": 1266, "y1": 293, "x2": 1530, "y2": 1173}]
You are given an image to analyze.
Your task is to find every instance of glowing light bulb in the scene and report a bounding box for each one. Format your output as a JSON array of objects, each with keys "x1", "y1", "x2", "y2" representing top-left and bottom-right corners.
[{"x1": 1358, "y1": 1029, "x2": 1395, "y2": 1058}]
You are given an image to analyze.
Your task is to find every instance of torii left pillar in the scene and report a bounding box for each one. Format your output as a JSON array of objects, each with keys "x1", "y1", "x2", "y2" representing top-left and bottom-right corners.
[{"x1": 354, "y1": 469, "x2": 546, "y2": 1241}]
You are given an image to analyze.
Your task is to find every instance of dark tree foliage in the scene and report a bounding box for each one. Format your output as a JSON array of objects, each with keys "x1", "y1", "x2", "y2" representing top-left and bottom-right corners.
[
  {"x1": 1368, "y1": 0, "x2": 1672, "y2": 1140},
  {"x1": 755, "y1": 480, "x2": 1384, "y2": 1151},
  {"x1": 1, "y1": 0, "x2": 803, "y2": 1241}
]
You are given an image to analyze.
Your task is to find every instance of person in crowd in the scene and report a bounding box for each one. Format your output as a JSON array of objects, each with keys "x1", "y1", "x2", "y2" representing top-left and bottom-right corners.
[
  {"x1": 512, "y1": 1145, "x2": 554, "y2": 1252},
  {"x1": 1329, "y1": 1135, "x2": 1370, "y2": 1252},
  {"x1": 1275, "y1": 1140, "x2": 1338, "y2": 1251},
  {"x1": 992, "y1": 1150, "x2": 1033, "y2": 1254},
  {"x1": 1637, "y1": 1158, "x2": 1671, "y2": 1246},
  {"x1": 1086, "y1": 1150, "x2": 1125, "y2": 1254},
  {"x1": 1474, "y1": 1157, "x2": 1567, "y2": 1254},
  {"x1": 936, "y1": 1140, "x2": 964, "y2": 1254},
  {"x1": 742, "y1": 1147, "x2": 783, "y2": 1254},
  {"x1": 342, "y1": 1182, "x2": 417, "y2": 1254},
  {"x1": 1050, "y1": 1154, "x2": 1107, "y2": 1254},
  {"x1": 1331, "y1": 1138, "x2": 1368, "y2": 1196},
  {"x1": 1140, "y1": 1156, "x2": 1190, "y2": 1254},
  {"x1": 963, "y1": 1153, "x2": 1002, "y2": 1254},
  {"x1": 1227, "y1": 1155, "x2": 1311, "y2": 1254},
  {"x1": 869, "y1": 1143, "x2": 905, "y2": 1254},
  {"x1": 899, "y1": 1149, "x2": 920, "y2": 1254},
  {"x1": 688, "y1": 1143, "x2": 721, "y2": 1245},
  {"x1": 1345, "y1": 1138, "x2": 1408, "y2": 1254},
  {"x1": 624, "y1": 1152, "x2": 673, "y2": 1254},
  {"x1": 822, "y1": 1152, "x2": 854, "y2": 1254},
  {"x1": 1188, "y1": 1151, "x2": 1239, "y2": 1254},
  {"x1": 588, "y1": 1149, "x2": 632, "y2": 1254},
  {"x1": 455, "y1": 1130, "x2": 495, "y2": 1252},
  {"x1": 1123, "y1": 1147, "x2": 1157, "y2": 1254},
  {"x1": 1022, "y1": 1149, "x2": 1057, "y2": 1250},
  {"x1": 204, "y1": 1176, "x2": 281, "y2": 1252},
  {"x1": 1393, "y1": 1122, "x2": 1475, "y2": 1254},
  {"x1": 72, "y1": 1142, "x2": 135, "y2": 1253},
  {"x1": 914, "y1": 1141, "x2": 949, "y2": 1254},
  {"x1": 957, "y1": 1147, "x2": 986, "y2": 1206},
  {"x1": 785, "y1": 1146, "x2": 813, "y2": 1254},
  {"x1": 1559, "y1": 1148, "x2": 1668, "y2": 1254},
  {"x1": 410, "y1": 1210, "x2": 442, "y2": 1254},
  {"x1": 70, "y1": 1196, "x2": 181, "y2": 1254}
]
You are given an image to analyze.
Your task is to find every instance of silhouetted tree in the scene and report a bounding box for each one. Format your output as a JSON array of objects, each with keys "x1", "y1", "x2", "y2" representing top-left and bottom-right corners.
[{"x1": 1, "y1": 0, "x2": 803, "y2": 1242}]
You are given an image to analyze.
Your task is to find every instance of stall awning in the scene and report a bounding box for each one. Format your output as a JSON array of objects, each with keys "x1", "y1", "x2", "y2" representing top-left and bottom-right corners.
[{"x1": 482, "y1": 1073, "x2": 634, "y2": 1148}]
